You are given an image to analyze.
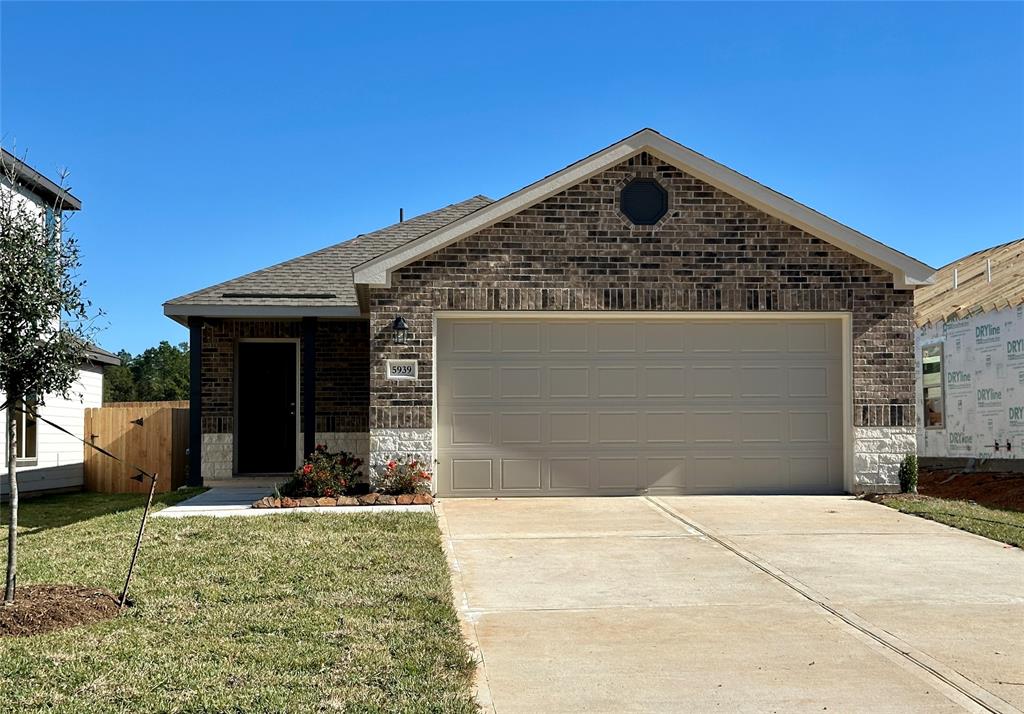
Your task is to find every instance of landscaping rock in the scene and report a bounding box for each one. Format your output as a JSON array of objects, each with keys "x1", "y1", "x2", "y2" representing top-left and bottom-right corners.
[
  {"x1": 252, "y1": 498, "x2": 268, "y2": 509},
  {"x1": 336, "y1": 496, "x2": 358, "y2": 506},
  {"x1": 412, "y1": 494, "x2": 434, "y2": 505},
  {"x1": 377, "y1": 495, "x2": 397, "y2": 505},
  {"x1": 358, "y1": 493, "x2": 379, "y2": 505},
  {"x1": 281, "y1": 497, "x2": 298, "y2": 508},
  {"x1": 271, "y1": 498, "x2": 281, "y2": 508},
  {"x1": 315, "y1": 497, "x2": 336, "y2": 507},
  {"x1": 299, "y1": 497, "x2": 318, "y2": 508},
  {"x1": 396, "y1": 494, "x2": 415, "y2": 505}
]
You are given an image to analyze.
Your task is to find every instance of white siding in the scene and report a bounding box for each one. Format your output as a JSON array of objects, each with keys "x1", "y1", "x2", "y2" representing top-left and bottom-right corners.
[
  {"x1": 916, "y1": 304, "x2": 1024, "y2": 459},
  {"x1": 0, "y1": 365, "x2": 104, "y2": 496}
]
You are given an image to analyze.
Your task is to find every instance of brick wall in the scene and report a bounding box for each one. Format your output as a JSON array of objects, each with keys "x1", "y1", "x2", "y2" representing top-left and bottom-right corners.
[
  {"x1": 200, "y1": 318, "x2": 369, "y2": 436},
  {"x1": 369, "y1": 152, "x2": 915, "y2": 429}
]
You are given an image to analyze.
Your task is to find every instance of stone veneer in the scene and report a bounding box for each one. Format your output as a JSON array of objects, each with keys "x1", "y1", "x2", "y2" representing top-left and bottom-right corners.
[
  {"x1": 367, "y1": 152, "x2": 917, "y2": 491},
  {"x1": 369, "y1": 428, "x2": 432, "y2": 478},
  {"x1": 853, "y1": 426, "x2": 917, "y2": 491}
]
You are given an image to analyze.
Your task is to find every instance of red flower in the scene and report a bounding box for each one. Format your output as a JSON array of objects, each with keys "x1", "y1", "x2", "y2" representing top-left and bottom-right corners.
[{"x1": 303, "y1": 464, "x2": 313, "y2": 475}]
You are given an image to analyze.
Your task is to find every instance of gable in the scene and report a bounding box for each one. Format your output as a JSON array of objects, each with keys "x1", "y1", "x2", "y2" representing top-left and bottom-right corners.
[{"x1": 353, "y1": 129, "x2": 934, "y2": 289}]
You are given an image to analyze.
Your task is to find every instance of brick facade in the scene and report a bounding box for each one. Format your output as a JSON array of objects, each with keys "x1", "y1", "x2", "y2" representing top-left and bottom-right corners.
[
  {"x1": 369, "y1": 152, "x2": 915, "y2": 431},
  {"x1": 200, "y1": 318, "x2": 369, "y2": 436}
]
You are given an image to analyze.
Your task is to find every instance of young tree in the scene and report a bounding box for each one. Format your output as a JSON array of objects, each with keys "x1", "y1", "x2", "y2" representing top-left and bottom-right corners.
[{"x1": 0, "y1": 151, "x2": 98, "y2": 603}]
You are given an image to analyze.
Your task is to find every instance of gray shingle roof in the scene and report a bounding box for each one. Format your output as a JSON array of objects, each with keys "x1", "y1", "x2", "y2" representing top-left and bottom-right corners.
[{"x1": 165, "y1": 195, "x2": 492, "y2": 312}]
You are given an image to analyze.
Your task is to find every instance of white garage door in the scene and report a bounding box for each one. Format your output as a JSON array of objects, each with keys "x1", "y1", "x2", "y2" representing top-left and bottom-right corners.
[{"x1": 435, "y1": 317, "x2": 844, "y2": 497}]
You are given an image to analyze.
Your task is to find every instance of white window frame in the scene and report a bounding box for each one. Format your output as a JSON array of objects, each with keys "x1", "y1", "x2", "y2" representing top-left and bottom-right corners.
[{"x1": 13, "y1": 397, "x2": 39, "y2": 464}]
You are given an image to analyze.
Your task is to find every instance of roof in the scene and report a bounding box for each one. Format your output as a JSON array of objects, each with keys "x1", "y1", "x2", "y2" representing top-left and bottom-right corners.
[
  {"x1": 0, "y1": 149, "x2": 82, "y2": 211},
  {"x1": 163, "y1": 195, "x2": 493, "y2": 323},
  {"x1": 913, "y1": 238, "x2": 1024, "y2": 327},
  {"x1": 353, "y1": 128, "x2": 935, "y2": 290},
  {"x1": 84, "y1": 343, "x2": 121, "y2": 367}
]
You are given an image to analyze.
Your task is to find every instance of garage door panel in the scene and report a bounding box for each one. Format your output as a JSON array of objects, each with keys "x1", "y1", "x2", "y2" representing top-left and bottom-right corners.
[
  {"x1": 548, "y1": 366, "x2": 590, "y2": 398},
  {"x1": 547, "y1": 322, "x2": 589, "y2": 353},
  {"x1": 645, "y1": 456, "x2": 687, "y2": 490},
  {"x1": 597, "y1": 367, "x2": 638, "y2": 398},
  {"x1": 550, "y1": 412, "x2": 590, "y2": 444},
  {"x1": 437, "y1": 318, "x2": 844, "y2": 497},
  {"x1": 596, "y1": 457, "x2": 638, "y2": 489},
  {"x1": 597, "y1": 412, "x2": 639, "y2": 443},
  {"x1": 451, "y1": 459, "x2": 493, "y2": 491},
  {"x1": 501, "y1": 459, "x2": 542, "y2": 490},
  {"x1": 646, "y1": 411, "x2": 686, "y2": 443},
  {"x1": 499, "y1": 367, "x2": 541, "y2": 398},
  {"x1": 500, "y1": 412, "x2": 542, "y2": 444},
  {"x1": 449, "y1": 412, "x2": 493, "y2": 446},
  {"x1": 550, "y1": 458, "x2": 591, "y2": 490},
  {"x1": 691, "y1": 366, "x2": 736, "y2": 398},
  {"x1": 644, "y1": 366, "x2": 686, "y2": 398}
]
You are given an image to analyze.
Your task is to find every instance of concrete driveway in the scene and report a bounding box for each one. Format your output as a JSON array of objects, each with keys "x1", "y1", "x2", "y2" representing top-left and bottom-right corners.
[{"x1": 436, "y1": 496, "x2": 1024, "y2": 714}]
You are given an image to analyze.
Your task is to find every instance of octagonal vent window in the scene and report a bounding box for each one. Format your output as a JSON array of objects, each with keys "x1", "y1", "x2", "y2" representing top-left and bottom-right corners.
[{"x1": 620, "y1": 178, "x2": 668, "y2": 225}]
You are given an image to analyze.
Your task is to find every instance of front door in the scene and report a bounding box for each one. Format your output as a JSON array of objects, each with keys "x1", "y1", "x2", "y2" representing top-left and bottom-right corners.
[{"x1": 237, "y1": 342, "x2": 297, "y2": 474}]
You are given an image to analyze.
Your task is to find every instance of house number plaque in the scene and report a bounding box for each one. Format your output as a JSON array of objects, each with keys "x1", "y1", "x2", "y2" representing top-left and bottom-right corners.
[{"x1": 386, "y1": 359, "x2": 418, "y2": 381}]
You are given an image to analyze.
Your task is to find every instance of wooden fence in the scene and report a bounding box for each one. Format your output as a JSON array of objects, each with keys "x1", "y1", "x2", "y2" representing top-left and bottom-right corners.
[{"x1": 84, "y1": 401, "x2": 189, "y2": 493}]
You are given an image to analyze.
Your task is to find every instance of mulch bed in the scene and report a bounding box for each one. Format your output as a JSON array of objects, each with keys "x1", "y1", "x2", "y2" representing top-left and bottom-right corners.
[
  {"x1": 917, "y1": 468, "x2": 1024, "y2": 512},
  {"x1": 254, "y1": 493, "x2": 434, "y2": 509},
  {"x1": 0, "y1": 585, "x2": 120, "y2": 638}
]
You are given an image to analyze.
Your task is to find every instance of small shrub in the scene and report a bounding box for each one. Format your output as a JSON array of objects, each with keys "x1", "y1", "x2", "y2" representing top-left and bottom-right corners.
[
  {"x1": 898, "y1": 453, "x2": 918, "y2": 494},
  {"x1": 280, "y1": 445, "x2": 364, "y2": 498},
  {"x1": 373, "y1": 456, "x2": 432, "y2": 495}
]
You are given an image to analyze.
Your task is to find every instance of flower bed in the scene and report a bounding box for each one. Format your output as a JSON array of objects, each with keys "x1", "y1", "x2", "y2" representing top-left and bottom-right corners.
[{"x1": 252, "y1": 493, "x2": 434, "y2": 509}]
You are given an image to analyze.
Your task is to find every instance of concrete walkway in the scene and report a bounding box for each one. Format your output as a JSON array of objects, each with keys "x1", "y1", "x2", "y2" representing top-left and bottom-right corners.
[
  {"x1": 154, "y1": 487, "x2": 431, "y2": 518},
  {"x1": 437, "y1": 496, "x2": 1024, "y2": 714}
]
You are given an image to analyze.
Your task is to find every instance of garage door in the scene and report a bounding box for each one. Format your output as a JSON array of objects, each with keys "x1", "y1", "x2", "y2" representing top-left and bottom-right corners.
[{"x1": 436, "y1": 317, "x2": 844, "y2": 497}]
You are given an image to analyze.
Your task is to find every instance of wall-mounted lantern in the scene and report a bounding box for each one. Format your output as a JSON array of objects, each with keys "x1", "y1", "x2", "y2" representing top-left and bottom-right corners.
[{"x1": 392, "y1": 315, "x2": 410, "y2": 344}]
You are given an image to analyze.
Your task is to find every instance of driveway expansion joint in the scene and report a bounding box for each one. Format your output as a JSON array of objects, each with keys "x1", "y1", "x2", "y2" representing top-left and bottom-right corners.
[{"x1": 645, "y1": 496, "x2": 1020, "y2": 714}]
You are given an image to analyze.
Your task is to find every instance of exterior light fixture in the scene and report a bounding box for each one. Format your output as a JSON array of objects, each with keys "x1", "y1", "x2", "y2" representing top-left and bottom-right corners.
[{"x1": 392, "y1": 315, "x2": 409, "y2": 344}]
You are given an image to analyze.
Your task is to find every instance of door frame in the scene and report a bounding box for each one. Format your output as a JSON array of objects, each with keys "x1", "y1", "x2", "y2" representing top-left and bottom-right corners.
[
  {"x1": 233, "y1": 338, "x2": 301, "y2": 475},
  {"x1": 432, "y1": 311, "x2": 854, "y2": 493}
]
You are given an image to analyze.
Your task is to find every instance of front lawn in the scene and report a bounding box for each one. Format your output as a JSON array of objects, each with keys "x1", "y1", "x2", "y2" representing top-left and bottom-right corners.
[
  {"x1": 878, "y1": 494, "x2": 1024, "y2": 548},
  {"x1": 0, "y1": 490, "x2": 477, "y2": 712}
]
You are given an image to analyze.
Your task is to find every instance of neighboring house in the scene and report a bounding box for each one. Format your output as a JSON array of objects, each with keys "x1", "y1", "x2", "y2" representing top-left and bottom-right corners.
[
  {"x1": 914, "y1": 238, "x2": 1024, "y2": 465},
  {"x1": 165, "y1": 128, "x2": 934, "y2": 495},
  {"x1": 0, "y1": 149, "x2": 121, "y2": 498}
]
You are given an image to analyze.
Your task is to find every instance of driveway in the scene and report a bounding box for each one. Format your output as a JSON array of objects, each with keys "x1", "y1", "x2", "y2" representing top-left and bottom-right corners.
[{"x1": 436, "y1": 496, "x2": 1024, "y2": 714}]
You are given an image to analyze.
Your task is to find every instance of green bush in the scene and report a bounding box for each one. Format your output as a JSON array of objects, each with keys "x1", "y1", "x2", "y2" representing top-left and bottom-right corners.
[
  {"x1": 373, "y1": 456, "x2": 433, "y2": 495},
  {"x1": 898, "y1": 453, "x2": 918, "y2": 493},
  {"x1": 280, "y1": 445, "x2": 364, "y2": 498}
]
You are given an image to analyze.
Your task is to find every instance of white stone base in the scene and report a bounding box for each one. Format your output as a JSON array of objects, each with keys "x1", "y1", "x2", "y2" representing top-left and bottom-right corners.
[
  {"x1": 369, "y1": 428, "x2": 432, "y2": 481},
  {"x1": 309, "y1": 432, "x2": 370, "y2": 474},
  {"x1": 202, "y1": 433, "x2": 233, "y2": 481},
  {"x1": 853, "y1": 426, "x2": 916, "y2": 492}
]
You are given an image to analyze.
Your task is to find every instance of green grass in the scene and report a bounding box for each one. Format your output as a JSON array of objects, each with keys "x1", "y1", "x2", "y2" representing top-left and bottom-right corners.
[
  {"x1": 880, "y1": 494, "x2": 1024, "y2": 548},
  {"x1": 0, "y1": 490, "x2": 477, "y2": 713}
]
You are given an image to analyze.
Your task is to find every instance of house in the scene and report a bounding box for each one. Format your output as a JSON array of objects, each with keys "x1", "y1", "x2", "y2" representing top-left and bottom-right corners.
[
  {"x1": 914, "y1": 238, "x2": 1024, "y2": 465},
  {"x1": 0, "y1": 149, "x2": 121, "y2": 498},
  {"x1": 164, "y1": 128, "x2": 934, "y2": 495}
]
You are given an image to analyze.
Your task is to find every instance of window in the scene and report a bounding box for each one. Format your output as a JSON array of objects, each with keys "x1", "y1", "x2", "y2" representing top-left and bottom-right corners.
[
  {"x1": 11, "y1": 397, "x2": 38, "y2": 462},
  {"x1": 620, "y1": 178, "x2": 668, "y2": 225},
  {"x1": 44, "y1": 206, "x2": 57, "y2": 241},
  {"x1": 922, "y1": 344, "x2": 944, "y2": 429}
]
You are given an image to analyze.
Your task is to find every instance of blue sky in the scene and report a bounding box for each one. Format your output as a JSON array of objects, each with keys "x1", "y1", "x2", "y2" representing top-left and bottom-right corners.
[{"x1": 2, "y1": 2, "x2": 1022, "y2": 354}]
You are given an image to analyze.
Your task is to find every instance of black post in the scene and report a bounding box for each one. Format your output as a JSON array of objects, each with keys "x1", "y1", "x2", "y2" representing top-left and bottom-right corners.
[
  {"x1": 187, "y1": 317, "x2": 203, "y2": 486},
  {"x1": 302, "y1": 317, "x2": 317, "y2": 460}
]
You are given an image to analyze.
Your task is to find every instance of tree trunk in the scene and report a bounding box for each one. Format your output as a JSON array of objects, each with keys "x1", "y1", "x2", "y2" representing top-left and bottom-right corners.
[{"x1": 4, "y1": 402, "x2": 17, "y2": 603}]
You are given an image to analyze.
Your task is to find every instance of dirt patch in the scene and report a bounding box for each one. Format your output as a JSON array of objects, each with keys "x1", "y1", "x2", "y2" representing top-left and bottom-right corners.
[
  {"x1": 0, "y1": 585, "x2": 120, "y2": 638},
  {"x1": 917, "y1": 468, "x2": 1024, "y2": 512}
]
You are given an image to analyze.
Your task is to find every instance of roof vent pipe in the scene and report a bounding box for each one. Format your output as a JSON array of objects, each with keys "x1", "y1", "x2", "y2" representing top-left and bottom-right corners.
[
  {"x1": 953, "y1": 268, "x2": 959, "y2": 289},
  {"x1": 399, "y1": 208, "x2": 404, "y2": 222},
  {"x1": 987, "y1": 258, "x2": 992, "y2": 283}
]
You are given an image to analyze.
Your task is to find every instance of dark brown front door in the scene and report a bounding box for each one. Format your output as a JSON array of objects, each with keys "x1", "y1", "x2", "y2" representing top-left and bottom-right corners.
[{"x1": 237, "y1": 342, "x2": 297, "y2": 474}]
